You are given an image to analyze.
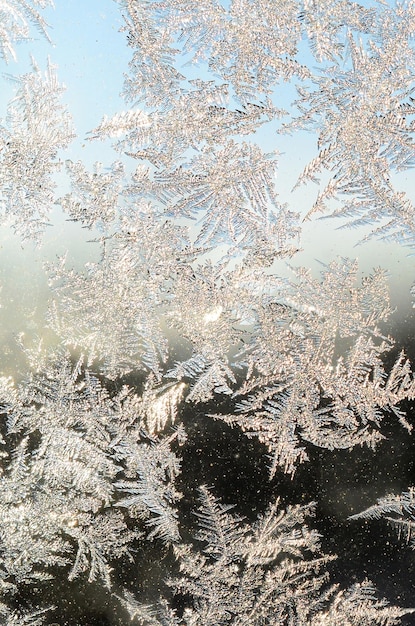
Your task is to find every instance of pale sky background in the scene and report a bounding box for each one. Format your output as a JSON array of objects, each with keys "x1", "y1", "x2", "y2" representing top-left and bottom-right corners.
[
  {"x1": 0, "y1": 0, "x2": 128, "y2": 147},
  {"x1": 0, "y1": 0, "x2": 412, "y2": 375}
]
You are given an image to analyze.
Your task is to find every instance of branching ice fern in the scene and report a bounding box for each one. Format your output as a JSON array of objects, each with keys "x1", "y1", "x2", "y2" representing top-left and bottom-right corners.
[
  {"x1": 211, "y1": 260, "x2": 415, "y2": 475},
  {"x1": 0, "y1": 58, "x2": 73, "y2": 241},
  {"x1": 0, "y1": 0, "x2": 415, "y2": 623},
  {"x1": 285, "y1": 2, "x2": 415, "y2": 246},
  {"x1": 351, "y1": 487, "x2": 415, "y2": 547},
  {"x1": 118, "y1": 487, "x2": 412, "y2": 625},
  {"x1": 47, "y1": 205, "x2": 197, "y2": 379},
  {"x1": 0, "y1": 0, "x2": 53, "y2": 62},
  {"x1": 0, "y1": 353, "x2": 184, "y2": 603}
]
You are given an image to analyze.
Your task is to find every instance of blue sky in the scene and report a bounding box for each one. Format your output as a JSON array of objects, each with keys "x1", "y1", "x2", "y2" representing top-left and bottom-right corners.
[{"x1": 41, "y1": 1, "x2": 130, "y2": 140}]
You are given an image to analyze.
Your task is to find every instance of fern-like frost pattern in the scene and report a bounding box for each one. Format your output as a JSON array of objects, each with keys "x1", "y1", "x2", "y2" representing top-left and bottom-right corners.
[{"x1": 0, "y1": 0, "x2": 415, "y2": 623}]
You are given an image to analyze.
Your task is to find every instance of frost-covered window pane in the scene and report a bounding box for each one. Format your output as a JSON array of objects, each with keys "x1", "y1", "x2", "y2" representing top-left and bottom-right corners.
[{"x1": 0, "y1": 1, "x2": 414, "y2": 624}]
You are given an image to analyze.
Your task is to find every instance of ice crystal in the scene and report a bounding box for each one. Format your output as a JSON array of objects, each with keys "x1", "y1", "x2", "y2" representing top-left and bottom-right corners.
[
  {"x1": 0, "y1": 0, "x2": 52, "y2": 62},
  {"x1": 285, "y1": 2, "x2": 415, "y2": 246},
  {"x1": 0, "y1": 59, "x2": 73, "y2": 241},
  {"x1": 0, "y1": 353, "x2": 183, "y2": 619},
  {"x1": 118, "y1": 488, "x2": 412, "y2": 625},
  {"x1": 210, "y1": 260, "x2": 415, "y2": 475},
  {"x1": 351, "y1": 487, "x2": 415, "y2": 547},
  {"x1": 0, "y1": 0, "x2": 415, "y2": 623},
  {"x1": 47, "y1": 206, "x2": 195, "y2": 378}
]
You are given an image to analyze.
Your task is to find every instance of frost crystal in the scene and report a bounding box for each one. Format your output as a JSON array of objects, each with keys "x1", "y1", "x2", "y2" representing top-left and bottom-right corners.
[
  {"x1": 0, "y1": 0, "x2": 52, "y2": 62},
  {"x1": 0, "y1": 353, "x2": 183, "y2": 606},
  {"x1": 0, "y1": 0, "x2": 415, "y2": 623},
  {"x1": 118, "y1": 488, "x2": 412, "y2": 625},
  {"x1": 0, "y1": 59, "x2": 73, "y2": 241}
]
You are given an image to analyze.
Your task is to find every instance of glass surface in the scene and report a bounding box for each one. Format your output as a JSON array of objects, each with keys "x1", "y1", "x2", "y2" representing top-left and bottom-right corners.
[{"x1": 0, "y1": 1, "x2": 414, "y2": 624}]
